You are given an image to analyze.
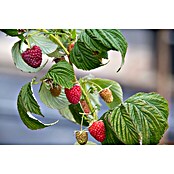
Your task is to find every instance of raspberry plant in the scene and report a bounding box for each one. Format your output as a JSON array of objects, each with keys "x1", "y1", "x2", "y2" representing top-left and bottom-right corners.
[{"x1": 0, "y1": 29, "x2": 169, "y2": 145}]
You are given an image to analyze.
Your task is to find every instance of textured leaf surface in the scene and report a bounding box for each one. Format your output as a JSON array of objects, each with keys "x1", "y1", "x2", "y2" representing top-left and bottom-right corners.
[
  {"x1": 45, "y1": 60, "x2": 75, "y2": 88},
  {"x1": 100, "y1": 111, "x2": 124, "y2": 145},
  {"x1": 17, "y1": 81, "x2": 58, "y2": 130},
  {"x1": 111, "y1": 104, "x2": 140, "y2": 144},
  {"x1": 125, "y1": 92, "x2": 169, "y2": 144},
  {"x1": 12, "y1": 41, "x2": 48, "y2": 73},
  {"x1": 70, "y1": 29, "x2": 128, "y2": 71}
]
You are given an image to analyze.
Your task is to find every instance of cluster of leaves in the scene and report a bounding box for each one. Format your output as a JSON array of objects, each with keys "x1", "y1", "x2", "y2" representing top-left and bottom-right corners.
[{"x1": 0, "y1": 29, "x2": 169, "y2": 145}]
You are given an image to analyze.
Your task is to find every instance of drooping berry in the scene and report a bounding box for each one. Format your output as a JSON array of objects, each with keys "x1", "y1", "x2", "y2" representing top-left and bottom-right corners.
[
  {"x1": 99, "y1": 88, "x2": 113, "y2": 103},
  {"x1": 21, "y1": 45, "x2": 42, "y2": 68},
  {"x1": 50, "y1": 85, "x2": 62, "y2": 97},
  {"x1": 75, "y1": 131, "x2": 88, "y2": 145},
  {"x1": 88, "y1": 120, "x2": 106, "y2": 142},
  {"x1": 80, "y1": 99, "x2": 90, "y2": 115},
  {"x1": 65, "y1": 84, "x2": 81, "y2": 104}
]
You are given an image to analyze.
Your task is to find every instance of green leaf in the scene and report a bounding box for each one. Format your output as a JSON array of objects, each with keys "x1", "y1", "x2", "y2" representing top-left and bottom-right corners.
[
  {"x1": 27, "y1": 31, "x2": 58, "y2": 54},
  {"x1": 39, "y1": 82, "x2": 70, "y2": 110},
  {"x1": 59, "y1": 106, "x2": 76, "y2": 123},
  {"x1": 70, "y1": 40, "x2": 103, "y2": 70},
  {"x1": 12, "y1": 41, "x2": 48, "y2": 73},
  {"x1": 100, "y1": 111, "x2": 124, "y2": 145},
  {"x1": 58, "y1": 104, "x2": 89, "y2": 126},
  {"x1": 70, "y1": 29, "x2": 128, "y2": 71},
  {"x1": 69, "y1": 104, "x2": 89, "y2": 126},
  {"x1": 125, "y1": 92, "x2": 169, "y2": 144},
  {"x1": 110, "y1": 104, "x2": 140, "y2": 144},
  {"x1": 45, "y1": 60, "x2": 75, "y2": 88},
  {"x1": 0, "y1": 29, "x2": 19, "y2": 36},
  {"x1": 88, "y1": 78, "x2": 123, "y2": 109},
  {"x1": 47, "y1": 48, "x2": 65, "y2": 58},
  {"x1": 17, "y1": 80, "x2": 58, "y2": 130}
]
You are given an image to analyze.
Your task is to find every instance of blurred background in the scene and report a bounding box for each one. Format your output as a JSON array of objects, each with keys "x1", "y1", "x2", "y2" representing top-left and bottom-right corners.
[{"x1": 0, "y1": 29, "x2": 173, "y2": 145}]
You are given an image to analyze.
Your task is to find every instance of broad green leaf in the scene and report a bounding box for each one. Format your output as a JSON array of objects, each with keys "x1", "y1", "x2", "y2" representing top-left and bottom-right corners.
[
  {"x1": 125, "y1": 92, "x2": 169, "y2": 144},
  {"x1": 45, "y1": 60, "x2": 75, "y2": 88},
  {"x1": 70, "y1": 29, "x2": 128, "y2": 71},
  {"x1": 100, "y1": 111, "x2": 124, "y2": 145},
  {"x1": 59, "y1": 106, "x2": 76, "y2": 123},
  {"x1": 39, "y1": 82, "x2": 70, "y2": 110},
  {"x1": 27, "y1": 32, "x2": 58, "y2": 54},
  {"x1": 12, "y1": 41, "x2": 48, "y2": 73},
  {"x1": 111, "y1": 104, "x2": 140, "y2": 144},
  {"x1": 126, "y1": 92, "x2": 169, "y2": 121},
  {"x1": 85, "y1": 29, "x2": 127, "y2": 71},
  {"x1": 70, "y1": 40, "x2": 103, "y2": 70},
  {"x1": 88, "y1": 78, "x2": 123, "y2": 109},
  {"x1": 17, "y1": 81, "x2": 58, "y2": 130}
]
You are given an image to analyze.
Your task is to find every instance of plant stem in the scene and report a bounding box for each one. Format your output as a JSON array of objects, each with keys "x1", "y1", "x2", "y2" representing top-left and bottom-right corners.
[
  {"x1": 38, "y1": 29, "x2": 69, "y2": 55},
  {"x1": 81, "y1": 83, "x2": 98, "y2": 120}
]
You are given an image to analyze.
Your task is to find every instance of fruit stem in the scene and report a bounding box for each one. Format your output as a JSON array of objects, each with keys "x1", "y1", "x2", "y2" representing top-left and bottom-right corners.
[
  {"x1": 39, "y1": 29, "x2": 78, "y2": 83},
  {"x1": 87, "y1": 81, "x2": 103, "y2": 91},
  {"x1": 81, "y1": 84, "x2": 98, "y2": 120},
  {"x1": 25, "y1": 38, "x2": 31, "y2": 48},
  {"x1": 38, "y1": 29, "x2": 69, "y2": 55},
  {"x1": 80, "y1": 114, "x2": 84, "y2": 131}
]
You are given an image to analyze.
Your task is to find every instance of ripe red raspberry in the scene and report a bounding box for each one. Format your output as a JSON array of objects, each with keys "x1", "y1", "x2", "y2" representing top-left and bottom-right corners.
[
  {"x1": 21, "y1": 45, "x2": 42, "y2": 68},
  {"x1": 88, "y1": 120, "x2": 106, "y2": 142},
  {"x1": 65, "y1": 84, "x2": 81, "y2": 104},
  {"x1": 99, "y1": 88, "x2": 113, "y2": 103}
]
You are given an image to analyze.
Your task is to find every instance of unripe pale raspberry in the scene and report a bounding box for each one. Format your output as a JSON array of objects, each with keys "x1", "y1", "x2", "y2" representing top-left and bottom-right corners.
[
  {"x1": 99, "y1": 88, "x2": 113, "y2": 103},
  {"x1": 50, "y1": 85, "x2": 62, "y2": 97}
]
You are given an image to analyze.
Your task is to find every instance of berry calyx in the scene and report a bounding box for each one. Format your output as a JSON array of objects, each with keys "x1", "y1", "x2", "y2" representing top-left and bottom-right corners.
[
  {"x1": 75, "y1": 130, "x2": 88, "y2": 145},
  {"x1": 21, "y1": 45, "x2": 42, "y2": 68},
  {"x1": 65, "y1": 84, "x2": 81, "y2": 104},
  {"x1": 88, "y1": 120, "x2": 106, "y2": 142},
  {"x1": 99, "y1": 88, "x2": 113, "y2": 103},
  {"x1": 50, "y1": 85, "x2": 62, "y2": 97},
  {"x1": 80, "y1": 99, "x2": 90, "y2": 115}
]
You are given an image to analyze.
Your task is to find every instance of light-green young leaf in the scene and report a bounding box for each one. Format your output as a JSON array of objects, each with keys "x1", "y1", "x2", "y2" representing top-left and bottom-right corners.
[
  {"x1": 39, "y1": 82, "x2": 70, "y2": 110},
  {"x1": 17, "y1": 80, "x2": 58, "y2": 130},
  {"x1": 27, "y1": 31, "x2": 58, "y2": 54}
]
